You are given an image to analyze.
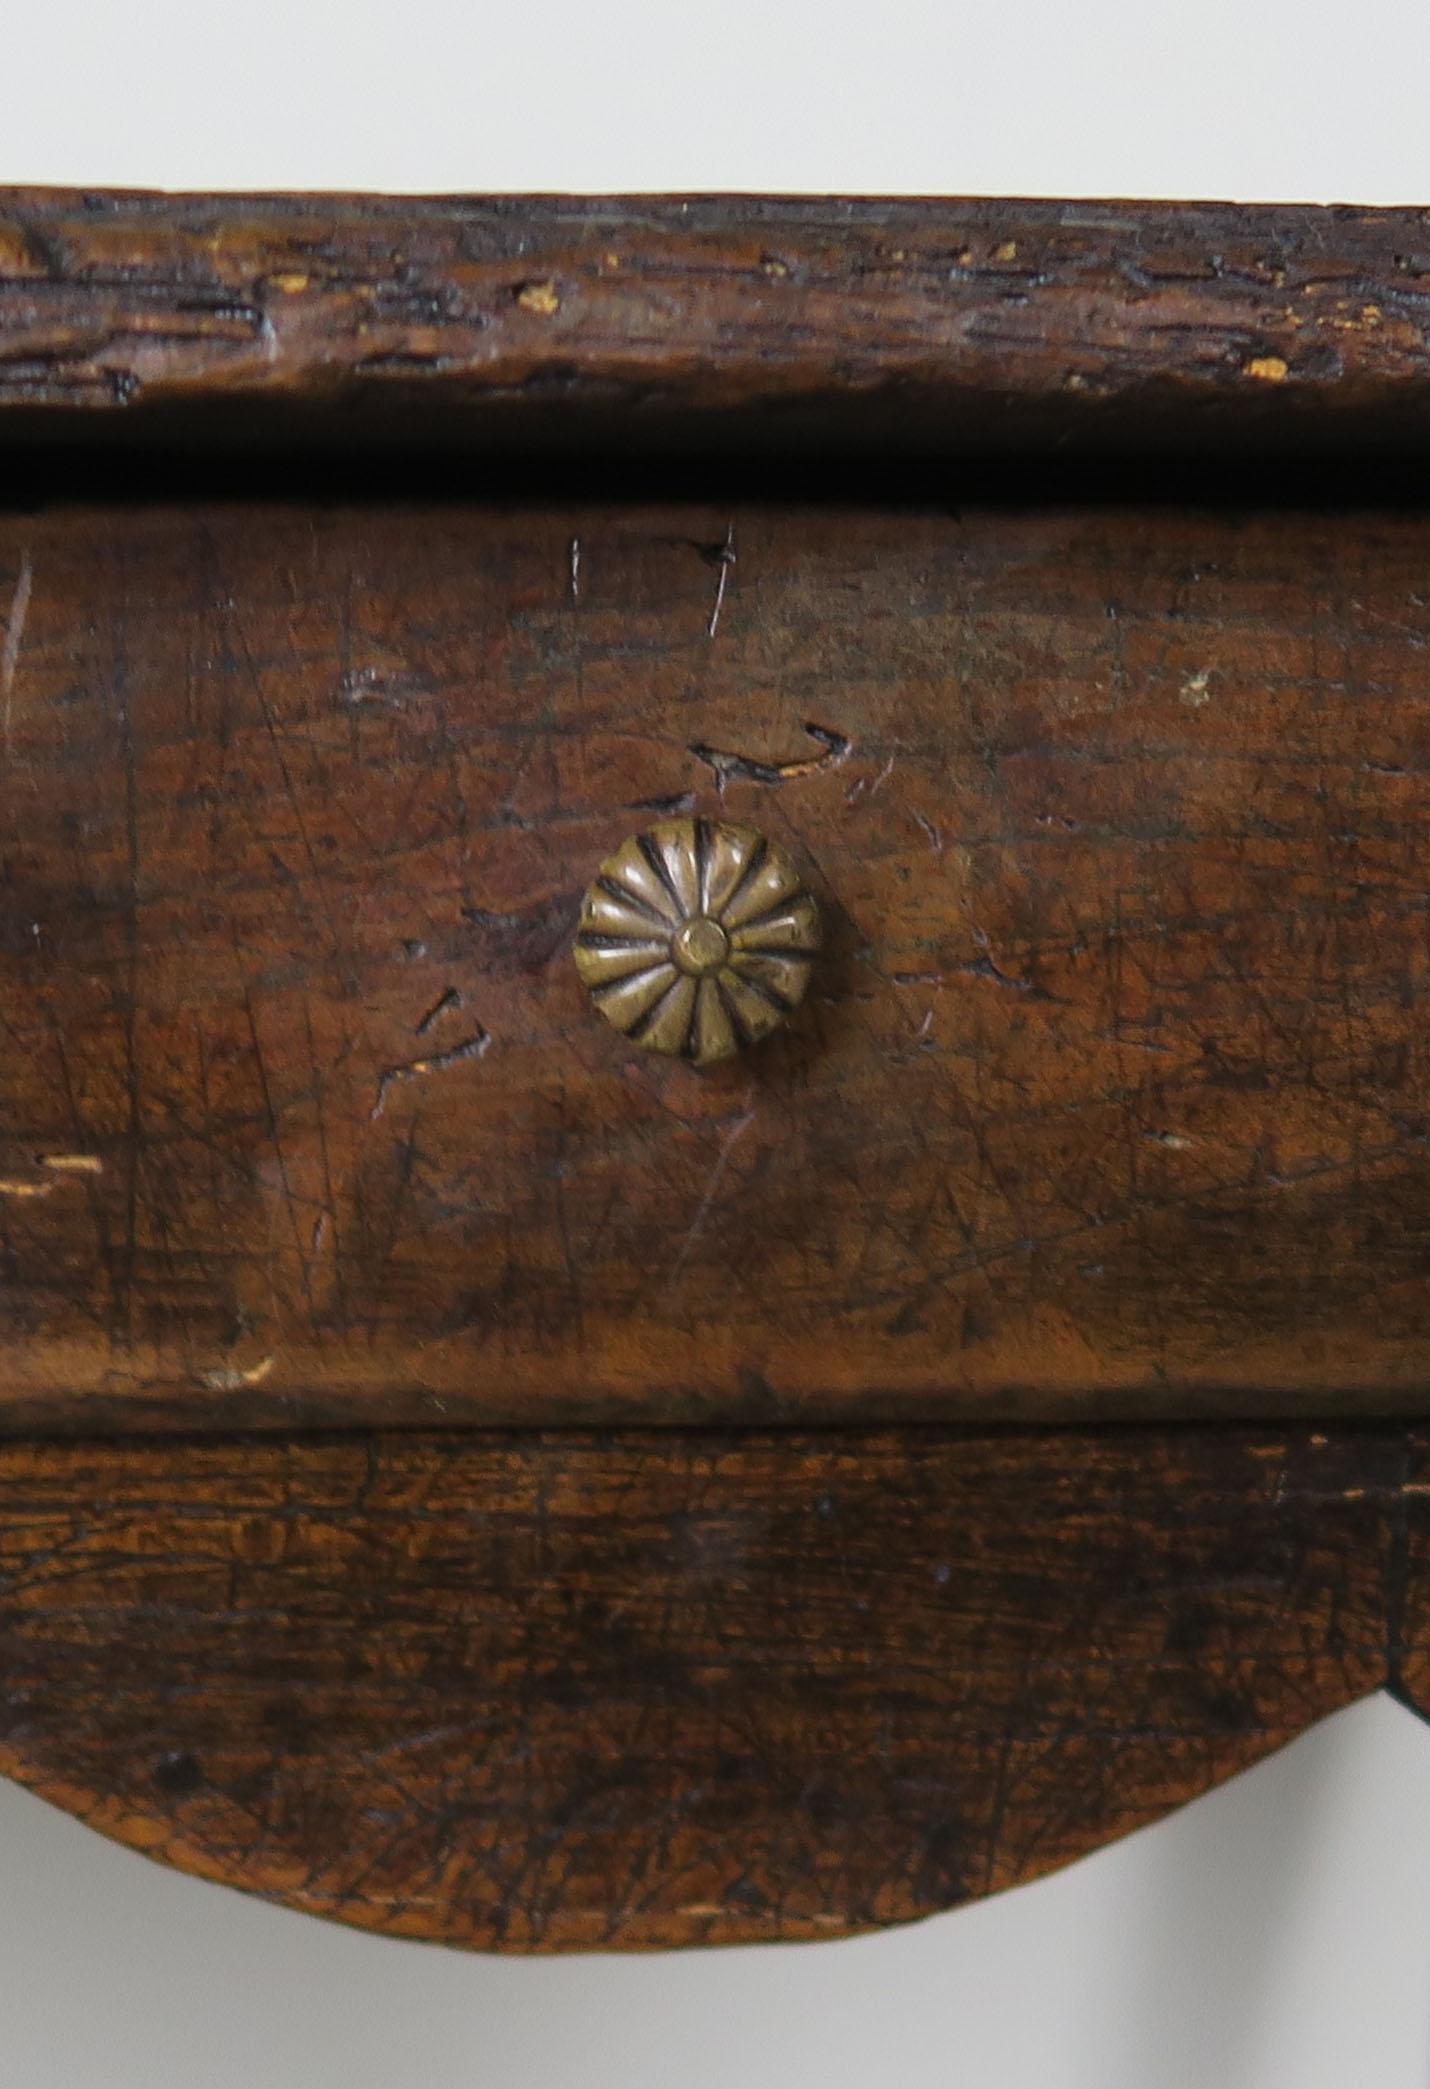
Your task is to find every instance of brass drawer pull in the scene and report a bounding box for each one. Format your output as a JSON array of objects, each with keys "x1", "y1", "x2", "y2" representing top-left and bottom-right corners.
[{"x1": 574, "y1": 817, "x2": 821, "y2": 1065}]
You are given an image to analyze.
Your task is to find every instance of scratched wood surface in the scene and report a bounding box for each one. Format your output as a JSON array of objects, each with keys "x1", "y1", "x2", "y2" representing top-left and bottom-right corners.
[
  {"x1": 2, "y1": 192, "x2": 1430, "y2": 463},
  {"x1": 3, "y1": 501, "x2": 1430, "y2": 1428},
  {"x1": 5, "y1": 192, "x2": 1430, "y2": 1957},
  {"x1": 0, "y1": 1425, "x2": 1406, "y2": 1951}
]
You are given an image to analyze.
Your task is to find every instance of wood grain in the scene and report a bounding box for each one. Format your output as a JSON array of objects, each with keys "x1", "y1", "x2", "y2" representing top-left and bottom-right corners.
[
  {"x1": 2, "y1": 502, "x2": 1430, "y2": 1427},
  {"x1": 0, "y1": 1425, "x2": 1402, "y2": 1951},
  {"x1": 2, "y1": 192, "x2": 1430, "y2": 460},
  {"x1": 2, "y1": 190, "x2": 1429, "y2": 1958}
]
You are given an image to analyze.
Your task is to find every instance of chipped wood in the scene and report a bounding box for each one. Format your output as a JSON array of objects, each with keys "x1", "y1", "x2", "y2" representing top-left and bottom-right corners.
[{"x1": 2, "y1": 193, "x2": 1430, "y2": 462}]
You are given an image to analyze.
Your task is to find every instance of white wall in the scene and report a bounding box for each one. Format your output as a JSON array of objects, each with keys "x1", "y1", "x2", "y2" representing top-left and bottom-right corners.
[
  {"x1": 6, "y1": 0, "x2": 1430, "y2": 201},
  {"x1": 5, "y1": 7, "x2": 1430, "y2": 2080}
]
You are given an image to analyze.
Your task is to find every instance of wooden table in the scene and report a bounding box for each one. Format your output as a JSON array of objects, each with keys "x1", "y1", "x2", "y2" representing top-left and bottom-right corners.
[{"x1": 0, "y1": 189, "x2": 1426, "y2": 1949}]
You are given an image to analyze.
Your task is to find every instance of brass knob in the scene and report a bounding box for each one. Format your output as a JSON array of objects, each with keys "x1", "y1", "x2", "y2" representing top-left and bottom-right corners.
[{"x1": 574, "y1": 817, "x2": 822, "y2": 1065}]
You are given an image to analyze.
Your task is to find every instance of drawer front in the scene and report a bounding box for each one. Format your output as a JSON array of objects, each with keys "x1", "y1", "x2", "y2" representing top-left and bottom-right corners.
[{"x1": 0, "y1": 499, "x2": 1426, "y2": 1430}]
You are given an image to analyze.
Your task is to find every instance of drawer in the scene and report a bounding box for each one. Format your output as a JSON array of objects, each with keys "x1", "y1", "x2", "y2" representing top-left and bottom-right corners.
[{"x1": 0, "y1": 496, "x2": 1428, "y2": 1429}]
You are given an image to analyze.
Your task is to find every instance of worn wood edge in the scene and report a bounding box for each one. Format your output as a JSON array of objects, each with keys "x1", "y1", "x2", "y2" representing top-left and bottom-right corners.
[
  {"x1": 0, "y1": 1713, "x2": 1341, "y2": 1956},
  {"x1": 0, "y1": 1424, "x2": 1409, "y2": 1951},
  {"x1": 3, "y1": 191, "x2": 1430, "y2": 458}
]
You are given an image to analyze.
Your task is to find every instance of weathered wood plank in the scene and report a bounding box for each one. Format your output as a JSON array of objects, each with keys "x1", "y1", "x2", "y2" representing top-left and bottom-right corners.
[
  {"x1": 1, "y1": 192, "x2": 1429, "y2": 458},
  {"x1": 0, "y1": 1426, "x2": 1400, "y2": 1950}
]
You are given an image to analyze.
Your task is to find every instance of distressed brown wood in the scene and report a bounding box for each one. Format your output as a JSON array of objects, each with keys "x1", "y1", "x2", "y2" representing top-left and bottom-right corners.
[
  {"x1": 2, "y1": 191, "x2": 1430, "y2": 462},
  {"x1": 6, "y1": 190, "x2": 1430, "y2": 1954},
  {"x1": 0, "y1": 1425, "x2": 1406, "y2": 1951},
  {"x1": 2, "y1": 501, "x2": 1430, "y2": 1429}
]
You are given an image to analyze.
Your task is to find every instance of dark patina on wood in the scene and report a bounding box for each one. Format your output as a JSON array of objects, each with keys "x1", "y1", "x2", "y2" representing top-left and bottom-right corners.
[
  {"x1": 0, "y1": 501, "x2": 1429, "y2": 1429},
  {"x1": 2, "y1": 191, "x2": 1430, "y2": 461},
  {"x1": 2, "y1": 190, "x2": 1430, "y2": 1954},
  {"x1": 0, "y1": 1425, "x2": 1408, "y2": 1951}
]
